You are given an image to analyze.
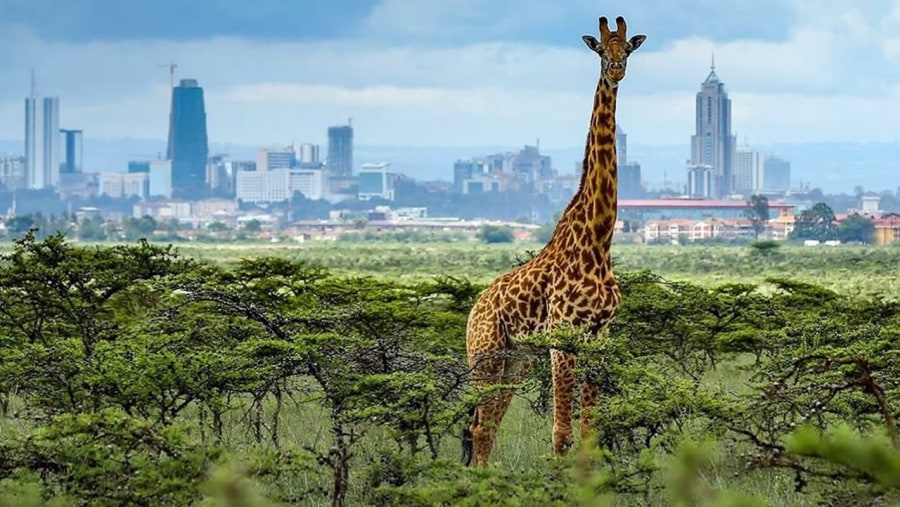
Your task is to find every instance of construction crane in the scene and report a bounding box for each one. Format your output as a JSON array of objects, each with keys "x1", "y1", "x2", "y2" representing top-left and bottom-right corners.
[
  {"x1": 156, "y1": 60, "x2": 177, "y2": 160},
  {"x1": 156, "y1": 60, "x2": 178, "y2": 94}
]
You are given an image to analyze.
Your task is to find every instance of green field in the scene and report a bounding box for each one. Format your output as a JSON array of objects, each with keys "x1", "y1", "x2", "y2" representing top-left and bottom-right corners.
[
  {"x1": 172, "y1": 240, "x2": 900, "y2": 295},
  {"x1": 1, "y1": 237, "x2": 899, "y2": 506}
]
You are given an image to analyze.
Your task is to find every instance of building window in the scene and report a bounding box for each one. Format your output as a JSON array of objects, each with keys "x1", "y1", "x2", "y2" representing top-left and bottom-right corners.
[{"x1": 707, "y1": 96, "x2": 712, "y2": 123}]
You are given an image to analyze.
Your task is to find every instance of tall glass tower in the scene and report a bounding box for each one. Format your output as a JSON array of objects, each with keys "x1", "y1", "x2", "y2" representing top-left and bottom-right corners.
[
  {"x1": 326, "y1": 124, "x2": 353, "y2": 177},
  {"x1": 689, "y1": 57, "x2": 735, "y2": 198},
  {"x1": 168, "y1": 78, "x2": 209, "y2": 198}
]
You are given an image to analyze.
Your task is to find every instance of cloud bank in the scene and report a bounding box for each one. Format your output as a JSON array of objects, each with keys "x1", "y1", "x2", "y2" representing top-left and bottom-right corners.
[{"x1": 0, "y1": 0, "x2": 897, "y2": 161}]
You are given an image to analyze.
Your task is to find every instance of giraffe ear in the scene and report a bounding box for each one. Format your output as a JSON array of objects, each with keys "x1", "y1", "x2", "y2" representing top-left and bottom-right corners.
[
  {"x1": 627, "y1": 35, "x2": 647, "y2": 53},
  {"x1": 582, "y1": 35, "x2": 601, "y2": 54}
]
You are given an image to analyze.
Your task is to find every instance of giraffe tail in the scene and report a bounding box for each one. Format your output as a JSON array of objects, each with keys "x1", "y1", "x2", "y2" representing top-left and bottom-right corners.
[{"x1": 461, "y1": 404, "x2": 477, "y2": 466}]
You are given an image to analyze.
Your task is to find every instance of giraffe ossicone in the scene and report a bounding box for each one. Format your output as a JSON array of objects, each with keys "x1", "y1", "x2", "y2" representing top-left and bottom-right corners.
[{"x1": 462, "y1": 15, "x2": 646, "y2": 467}]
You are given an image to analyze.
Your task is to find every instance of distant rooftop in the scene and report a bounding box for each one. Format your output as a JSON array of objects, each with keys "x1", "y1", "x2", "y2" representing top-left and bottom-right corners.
[{"x1": 620, "y1": 199, "x2": 793, "y2": 209}]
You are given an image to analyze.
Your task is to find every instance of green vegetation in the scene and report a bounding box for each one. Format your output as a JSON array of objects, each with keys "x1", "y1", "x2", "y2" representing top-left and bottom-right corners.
[
  {"x1": 746, "y1": 194, "x2": 770, "y2": 240},
  {"x1": 1, "y1": 235, "x2": 899, "y2": 506},
  {"x1": 476, "y1": 224, "x2": 515, "y2": 243},
  {"x1": 161, "y1": 241, "x2": 900, "y2": 296}
]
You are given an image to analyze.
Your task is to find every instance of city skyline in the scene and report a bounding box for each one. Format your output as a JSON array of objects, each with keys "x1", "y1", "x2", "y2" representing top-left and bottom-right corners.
[{"x1": 1, "y1": 1, "x2": 900, "y2": 150}]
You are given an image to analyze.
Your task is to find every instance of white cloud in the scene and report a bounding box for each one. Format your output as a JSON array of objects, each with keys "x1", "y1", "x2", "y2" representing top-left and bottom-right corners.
[{"x1": 0, "y1": 1, "x2": 898, "y2": 154}]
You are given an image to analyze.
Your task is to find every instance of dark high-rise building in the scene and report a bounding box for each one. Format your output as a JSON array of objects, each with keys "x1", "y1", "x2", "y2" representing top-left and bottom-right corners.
[
  {"x1": 59, "y1": 129, "x2": 83, "y2": 174},
  {"x1": 168, "y1": 78, "x2": 209, "y2": 198},
  {"x1": 128, "y1": 161, "x2": 151, "y2": 173},
  {"x1": 326, "y1": 124, "x2": 353, "y2": 177},
  {"x1": 453, "y1": 160, "x2": 479, "y2": 193}
]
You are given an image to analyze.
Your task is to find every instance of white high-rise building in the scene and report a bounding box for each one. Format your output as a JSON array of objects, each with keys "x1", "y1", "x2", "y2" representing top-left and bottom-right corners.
[
  {"x1": 297, "y1": 143, "x2": 320, "y2": 166},
  {"x1": 236, "y1": 168, "x2": 327, "y2": 203},
  {"x1": 24, "y1": 88, "x2": 61, "y2": 189},
  {"x1": 733, "y1": 147, "x2": 765, "y2": 195},
  {"x1": 42, "y1": 97, "x2": 60, "y2": 188}
]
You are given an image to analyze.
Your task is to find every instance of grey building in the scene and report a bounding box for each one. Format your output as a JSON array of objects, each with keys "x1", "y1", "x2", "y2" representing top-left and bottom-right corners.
[
  {"x1": 689, "y1": 58, "x2": 735, "y2": 198},
  {"x1": 616, "y1": 124, "x2": 627, "y2": 166},
  {"x1": 763, "y1": 155, "x2": 791, "y2": 192},
  {"x1": 619, "y1": 163, "x2": 644, "y2": 199},
  {"x1": 326, "y1": 125, "x2": 353, "y2": 177}
]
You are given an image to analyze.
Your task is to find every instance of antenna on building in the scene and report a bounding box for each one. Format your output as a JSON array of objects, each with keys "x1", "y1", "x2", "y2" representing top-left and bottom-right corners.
[
  {"x1": 29, "y1": 68, "x2": 36, "y2": 98},
  {"x1": 710, "y1": 52, "x2": 715, "y2": 71},
  {"x1": 348, "y1": 117, "x2": 353, "y2": 127}
]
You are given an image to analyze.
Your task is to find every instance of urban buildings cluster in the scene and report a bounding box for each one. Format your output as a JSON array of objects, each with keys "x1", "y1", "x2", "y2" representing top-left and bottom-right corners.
[
  {"x1": 450, "y1": 58, "x2": 794, "y2": 203},
  {"x1": 0, "y1": 75, "x2": 398, "y2": 210},
  {"x1": 0, "y1": 59, "x2": 816, "y2": 237}
]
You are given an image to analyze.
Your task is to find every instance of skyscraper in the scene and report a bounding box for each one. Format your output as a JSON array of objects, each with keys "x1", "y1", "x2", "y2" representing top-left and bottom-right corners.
[
  {"x1": 24, "y1": 85, "x2": 61, "y2": 189},
  {"x1": 689, "y1": 57, "x2": 736, "y2": 198},
  {"x1": 24, "y1": 94, "x2": 38, "y2": 188},
  {"x1": 42, "y1": 97, "x2": 60, "y2": 188},
  {"x1": 326, "y1": 124, "x2": 353, "y2": 177},
  {"x1": 59, "y1": 129, "x2": 83, "y2": 175},
  {"x1": 168, "y1": 78, "x2": 209, "y2": 198}
]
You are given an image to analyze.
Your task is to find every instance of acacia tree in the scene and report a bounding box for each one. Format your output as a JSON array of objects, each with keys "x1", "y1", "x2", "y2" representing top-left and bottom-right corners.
[
  {"x1": 746, "y1": 194, "x2": 771, "y2": 240},
  {"x1": 790, "y1": 202, "x2": 837, "y2": 242},
  {"x1": 837, "y1": 214, "x2": 875, "y2": 244}
]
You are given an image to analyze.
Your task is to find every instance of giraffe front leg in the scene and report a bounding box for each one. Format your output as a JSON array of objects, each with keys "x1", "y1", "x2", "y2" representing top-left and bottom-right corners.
[{"x1": 551, "y1": 349, "x2": 577, "y2": 455}]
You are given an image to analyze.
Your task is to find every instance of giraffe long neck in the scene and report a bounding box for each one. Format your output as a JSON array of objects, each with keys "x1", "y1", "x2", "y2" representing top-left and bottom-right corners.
[
  {"x1": 575, "y1": 76, "x2": 618, "y2": 251},
  {"x1": 536, "y1": 74, "x2": 619, "y2": 268}
]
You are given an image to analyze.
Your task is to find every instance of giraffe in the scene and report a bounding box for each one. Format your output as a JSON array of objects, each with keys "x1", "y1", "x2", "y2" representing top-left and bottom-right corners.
[{"x1": 462, "y1": 15, "x2": 646, "y2": 467}]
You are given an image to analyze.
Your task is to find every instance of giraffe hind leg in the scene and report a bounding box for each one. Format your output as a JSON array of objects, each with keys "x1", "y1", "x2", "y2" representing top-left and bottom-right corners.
[
  {"x1": 465, "y1": 350, "x2": 523, "y2": 466},
  {"x1": 468, "y1": 385, "x2": 515, "y2": 466},
  {"x1": 551, "y1": 349, "x2": 577, "y2": 455},
  {"x1": 580, "y1": 381, "x2": 600, "y2": 444}
]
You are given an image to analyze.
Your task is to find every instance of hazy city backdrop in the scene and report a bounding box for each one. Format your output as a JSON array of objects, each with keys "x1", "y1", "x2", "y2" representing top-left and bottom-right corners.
[
  {"x1": 1, "y1": 1, "x2": 899, "y2": 245},
  {"x1": 1, "y1": 1, "x2": 899, "y2": 189}
]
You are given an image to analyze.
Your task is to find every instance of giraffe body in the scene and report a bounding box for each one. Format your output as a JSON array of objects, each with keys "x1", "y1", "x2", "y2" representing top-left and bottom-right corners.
[{"x1": 463, "y1": 15, "x2": 645, "y2": 466}]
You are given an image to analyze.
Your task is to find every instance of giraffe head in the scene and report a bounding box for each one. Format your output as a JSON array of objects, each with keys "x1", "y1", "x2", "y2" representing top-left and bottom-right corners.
[{"x1": 582, "y1": 16, "x2": 646, "y2": 85}]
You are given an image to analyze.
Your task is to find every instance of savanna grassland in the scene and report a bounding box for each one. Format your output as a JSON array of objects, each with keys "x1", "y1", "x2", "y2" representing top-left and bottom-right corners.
[
  {"x1": 1, "y1": 236, "x2": 899, "y2": 507},
  {"x1": 175, "y1": 240, "x2": 900, "y2": 295}
]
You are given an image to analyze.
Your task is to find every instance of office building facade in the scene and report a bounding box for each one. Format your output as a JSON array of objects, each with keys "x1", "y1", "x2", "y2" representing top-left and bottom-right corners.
[
  {"x1": 733, "y1": 147, "x2": 765, "y2": 195},
  {"x1": 60, "y1": 129, "x2": 83, "y2": 175},
  {"x1": 168, "y1": 79, "x2": 209, "y2": 198},
  {"x1": 689, "y1": 60, "x2": 735, "y2": 198},
  {"x1": 24, "y1": 96, "x2": 61, "y2": 189},
  {"x1": 326, "y1": 125, "x2": 353, "y2": 177}
]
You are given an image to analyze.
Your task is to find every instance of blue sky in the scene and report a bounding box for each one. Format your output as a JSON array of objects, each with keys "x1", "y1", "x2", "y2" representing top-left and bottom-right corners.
[{"x1": 0, "y1": 0, "x2": 899, "y2": 156}]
